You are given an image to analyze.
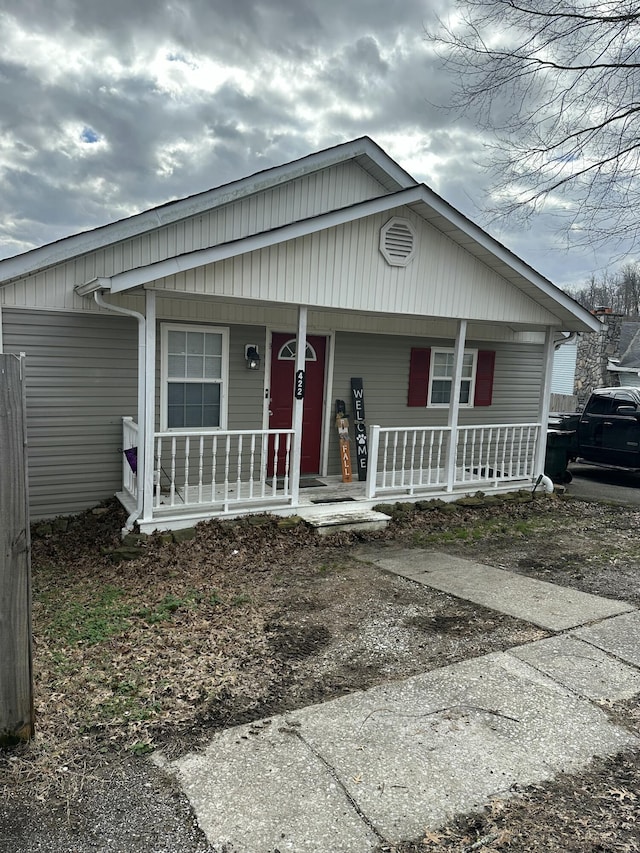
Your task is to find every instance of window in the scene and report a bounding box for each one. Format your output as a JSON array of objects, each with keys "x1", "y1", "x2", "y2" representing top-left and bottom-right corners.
[
  {"x1": 585, "y1": 395, "x2": 613, "y2": 415},
  {"x1": 277, "y1": 339, "x2": 317, "y2": 361},
  {"x1": 408, "y1": 347, "x2": 495, "y2": 408},
  {"x1": 429, "y1": 349, "x2": 476, "y2": 406},
  {"x1": 161, "y1": 324, "x2": 228, "y2": 430}
]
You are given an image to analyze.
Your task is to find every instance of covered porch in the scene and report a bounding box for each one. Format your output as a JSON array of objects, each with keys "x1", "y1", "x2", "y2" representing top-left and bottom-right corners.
[
  {"x1": 94, "y1": 287, "x2": 558, "y2": 534},
  {"x1": 119, "y1": 410, "x2": 545, "y2": 535}
]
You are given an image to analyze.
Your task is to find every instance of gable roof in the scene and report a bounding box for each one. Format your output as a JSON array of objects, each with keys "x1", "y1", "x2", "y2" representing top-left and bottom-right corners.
[
  {"x1": 616, "y1": 319, "x2": 640, "y2": 366},
  {"x1": 0, "y1": 136, "x2": 415, "y2": 286},
  {"x1": 0, "y1": 135, "x2": 600, "y2": 333}
]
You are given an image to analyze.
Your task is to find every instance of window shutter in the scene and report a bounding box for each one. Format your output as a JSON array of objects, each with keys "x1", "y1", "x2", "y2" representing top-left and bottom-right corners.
[
  {"x1": 474, "y1": 350, "x2": 495, "y2": 407},
  {"x1": 408, "y1": 348, "x2": 431, "y2": 407}
]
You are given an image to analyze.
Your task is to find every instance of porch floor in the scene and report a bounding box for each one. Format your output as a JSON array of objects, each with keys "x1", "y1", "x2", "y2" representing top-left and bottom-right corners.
[{"x1": 119, "y1": 472, "x2": 537, "y2": 534}]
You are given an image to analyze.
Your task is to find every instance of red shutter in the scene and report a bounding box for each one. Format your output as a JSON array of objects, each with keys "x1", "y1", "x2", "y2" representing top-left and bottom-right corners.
[
  {"x1": 474, "y1": 350, "x2": 495, "y2": 407},
  {"x1": 408, "y1": 348, "x2": 431, "y2": 407}
]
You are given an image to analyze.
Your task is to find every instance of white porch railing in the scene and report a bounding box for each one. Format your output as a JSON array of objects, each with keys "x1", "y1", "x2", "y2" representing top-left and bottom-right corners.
[
  {"x1": 122, "y1": 416, "x2": 139, "y2": 500},
  {"x1": 366, "y1": 422, "x2": 541, "y2": 499},
  {"x1": 152, "y1": 427, "x2": 295, "y2": 513},
  {"x1": 365, "y1": 426, "x2": 451, "y2": 498},
  {"x1": 122, "y1": 418, "x2": 542, "y2": 521},
  {"x1": 454, "y1": 423, "x2": 540, "y2": 487},
  {"x1": 121, "y1": 420, "x2": 295, "y2": 515}
]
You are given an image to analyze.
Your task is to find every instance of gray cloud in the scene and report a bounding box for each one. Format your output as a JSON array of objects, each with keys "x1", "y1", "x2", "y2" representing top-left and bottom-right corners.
[{"x1": 0, "y1": 0, "x2": 618, "y2": 287}]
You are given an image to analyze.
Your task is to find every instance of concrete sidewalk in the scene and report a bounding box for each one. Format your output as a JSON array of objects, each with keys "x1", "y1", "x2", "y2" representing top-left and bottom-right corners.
[
  {"x1": 166, "y1": 550, "x2": 640, "y2": 853},
  {"x1": 359, "y1": 547, "x2": 635, "y2": 631}
]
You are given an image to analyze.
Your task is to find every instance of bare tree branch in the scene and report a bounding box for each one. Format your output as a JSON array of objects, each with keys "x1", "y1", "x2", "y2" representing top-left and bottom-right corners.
[{"x1": 426, "y1": 1, "x2": 640, "y2": 246}]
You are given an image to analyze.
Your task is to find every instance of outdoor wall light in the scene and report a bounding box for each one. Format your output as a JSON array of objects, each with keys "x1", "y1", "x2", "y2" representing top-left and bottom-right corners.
[{"x1": 245, "y1": 344, "x2": 261, "y2": 370}]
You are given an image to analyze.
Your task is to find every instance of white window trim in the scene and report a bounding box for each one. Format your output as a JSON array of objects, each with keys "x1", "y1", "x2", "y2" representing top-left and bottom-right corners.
[
  {"x1": 277, "y1": 339, "x2": 318, "y2": 361},
  {"x1": 160, "y1": 323, "x2": 229, "y2": 431},
  {"x1": 427, "y1": 348, "x2": 478, "y2": 408}
]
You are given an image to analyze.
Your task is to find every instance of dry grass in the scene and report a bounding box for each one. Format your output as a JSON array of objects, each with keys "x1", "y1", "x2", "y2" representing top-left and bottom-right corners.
[{"x1": 2, "y1": 492, "x2": 639, "y2": 852}]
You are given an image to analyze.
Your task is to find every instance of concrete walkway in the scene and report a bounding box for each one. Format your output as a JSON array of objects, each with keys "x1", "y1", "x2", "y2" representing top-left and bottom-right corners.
[
  {"x1": 166, "y1": 549, "x2": 640, "y2": 853},
  {"x1": 362, "y1": 547, "x2": 635, "y2": 631}
]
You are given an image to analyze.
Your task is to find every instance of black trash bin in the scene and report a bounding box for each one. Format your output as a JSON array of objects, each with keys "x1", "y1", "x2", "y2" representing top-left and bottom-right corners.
[{"x1": 545, "y1": 429, "x2": 575, "y2": 483}]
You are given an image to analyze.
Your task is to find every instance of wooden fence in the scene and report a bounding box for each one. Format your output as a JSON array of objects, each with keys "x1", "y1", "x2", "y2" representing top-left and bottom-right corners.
[
  {"x1": 0, "y1": 353, "x2": 34, "y2": 743},
  {"x1": 550, "y1": 393, "x2": 578, "y2": 413}
]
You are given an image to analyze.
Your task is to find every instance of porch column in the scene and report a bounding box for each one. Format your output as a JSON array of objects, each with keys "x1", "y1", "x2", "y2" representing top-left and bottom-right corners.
[
  {"x1": 445, "y1": 319, "x2": 467, "y2": 491},
  {"x1": 141, "y1": 289, "x2": 156, "y2": 524},
  {"x1": 534, "y1": 325, "x2": 555, "y2": 477},
  {"x1": 290, "y1": 305, "x2": 308, "y2": 505}
]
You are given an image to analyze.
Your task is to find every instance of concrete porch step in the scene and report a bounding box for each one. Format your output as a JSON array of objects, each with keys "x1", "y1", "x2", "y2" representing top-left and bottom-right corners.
[{"x1": 296, "y1": 504, "x2": 391, "y2": 536}]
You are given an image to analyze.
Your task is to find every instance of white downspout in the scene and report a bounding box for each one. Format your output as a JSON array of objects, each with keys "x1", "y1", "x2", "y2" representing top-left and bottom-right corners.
[
  {"x1": 141, "y1": 291, "x2": 156, "y2": 526},
  {"x1": 94, "y1": 291, "x2": 146, "y2": 533}
]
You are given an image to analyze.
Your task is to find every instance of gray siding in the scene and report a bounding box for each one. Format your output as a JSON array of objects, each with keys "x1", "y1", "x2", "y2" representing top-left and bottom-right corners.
[
  {"x1": 328, "y1": 332, "x2": 544, "y2": 476},
  {"x1": 0, "y1": 308, "x2": 544, "y2": 516},
  {"x1": 2, "y1": 309, "x2": 138, "y2": 519},
  {"x1": 225, "y1": 325, "x2": 267, "y2": 430}
]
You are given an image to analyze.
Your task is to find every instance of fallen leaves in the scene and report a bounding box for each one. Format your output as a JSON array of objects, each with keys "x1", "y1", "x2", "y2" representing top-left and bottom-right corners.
[{"x1": 4, "y1": 494, "x2": 640, "y2": 853}]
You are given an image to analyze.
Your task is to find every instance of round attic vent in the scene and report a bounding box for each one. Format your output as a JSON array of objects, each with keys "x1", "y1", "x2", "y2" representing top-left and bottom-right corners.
[{"x1": 379, "y1": 216, "x2": 416, "y2": 267}]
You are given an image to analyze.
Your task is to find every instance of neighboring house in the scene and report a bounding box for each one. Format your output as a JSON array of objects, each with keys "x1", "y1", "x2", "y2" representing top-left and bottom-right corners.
[
  {"x1": 573, "y1": 312, "x2": 640, "y2": 401},
  {"x1": 607, "y1": 318, "x2": 640, "y2": 387},
  {"x1": 0, "y1": 137, "x2": 599, "y2": 532},
  {"x1": 551, "y1": 335, "x2": 578, "y2": 395}
]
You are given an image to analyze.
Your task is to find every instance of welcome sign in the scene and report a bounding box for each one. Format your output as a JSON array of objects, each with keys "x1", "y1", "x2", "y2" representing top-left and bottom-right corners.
[{"x1": 350, "y1": 378, "x2": 368, "y2": 482}]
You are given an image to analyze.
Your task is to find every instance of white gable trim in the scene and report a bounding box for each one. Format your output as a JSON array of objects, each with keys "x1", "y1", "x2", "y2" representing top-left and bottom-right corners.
[
  {"x1": 74, "y1": 181, "x2": 599, "y2": 334},
  {"x1": 98, "y1": 187, "x2": 424, "y2": 294},
  {"x1": 0, "y1": 137, "x2": 415, "y2": 286}
]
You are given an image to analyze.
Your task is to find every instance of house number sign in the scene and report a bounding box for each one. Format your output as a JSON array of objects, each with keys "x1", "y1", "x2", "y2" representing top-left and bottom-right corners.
[
  {"x1": 295, "y1": 369, "x2": 305, "y2": 400},
  {"x1": 350, "y1": 377, "x2": 368, "y2": 482}
]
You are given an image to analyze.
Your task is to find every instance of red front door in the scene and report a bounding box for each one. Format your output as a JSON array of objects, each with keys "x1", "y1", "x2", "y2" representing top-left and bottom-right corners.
[{"x1": 269, "y1": 333, "x2": 327, "y2": 475}]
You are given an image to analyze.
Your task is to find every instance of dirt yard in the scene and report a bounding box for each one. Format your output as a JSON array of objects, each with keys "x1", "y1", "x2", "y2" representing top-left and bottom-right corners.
[{"x1": 1, "y1": 491, "x2": 639, "y2": 852}]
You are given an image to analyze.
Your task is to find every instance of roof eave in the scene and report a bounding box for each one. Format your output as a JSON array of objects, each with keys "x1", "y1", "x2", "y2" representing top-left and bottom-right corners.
[{"x1": 0, "y1": 136, "x2": 416, "y2": 286}]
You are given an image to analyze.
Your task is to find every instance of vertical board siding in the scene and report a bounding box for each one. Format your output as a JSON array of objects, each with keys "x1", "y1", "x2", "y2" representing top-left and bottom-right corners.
[
  {"x1": 2, "y1": 309, "x2": 138, "y2": 519},
  {"x1": 160, "y1": 211, "x2": 559, "y2": 326},
  {"x1": 328, "y1": 332, "x2": 543, "y2": 476},
  {"x1": 0, "y1": 161, "x2": 386, "y2": 313},
  {"x1": 551, "y1": 339, "x2": 577, "y2": 395}
]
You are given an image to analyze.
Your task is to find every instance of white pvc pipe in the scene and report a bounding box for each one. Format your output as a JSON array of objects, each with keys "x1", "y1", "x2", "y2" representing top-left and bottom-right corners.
[
  {"x1": 538, "y1": 474, "x2": 554, "y2": 494},
  {"x1": 94, "y1": 291, "x2": 146, "y2": 533}
]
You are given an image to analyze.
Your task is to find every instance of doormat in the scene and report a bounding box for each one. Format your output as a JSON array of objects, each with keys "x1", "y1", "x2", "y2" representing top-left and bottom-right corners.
[
  {"x1": 276, "y1": 478, "x2": 326, "y2": 489},
  {"x1": 300, "y1": 479, "x2": 327, "y2": 489},
  {"x1": 309, "y1": 496, "x2": 356, "y2": 504}
]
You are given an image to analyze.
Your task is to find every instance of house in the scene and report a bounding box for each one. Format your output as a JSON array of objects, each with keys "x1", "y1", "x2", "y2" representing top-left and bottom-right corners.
[
  {"x1": 573, "y1": 310, "x2": 640, "y2": 403},
  {"x1": 606, "y1": 317, "x2": 640, "y2": 387},
  {"x1": 0, "y1": 137, "x2": 600, "y2": 533}
]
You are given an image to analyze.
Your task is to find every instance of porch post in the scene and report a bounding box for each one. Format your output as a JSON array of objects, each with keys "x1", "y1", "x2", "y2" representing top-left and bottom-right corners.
[
  {"x1": 290, "y1": 305, "x2": 308, "y2": 505},
  {"x1": 141, "y1": 290, "x2": 156, "y2": 524},
  {"x1": 445, "y1": 319, "x2": 467, "y2": 491},
  {"x1": 534, "y1": 325, "x2": 555, "y2": 477}
]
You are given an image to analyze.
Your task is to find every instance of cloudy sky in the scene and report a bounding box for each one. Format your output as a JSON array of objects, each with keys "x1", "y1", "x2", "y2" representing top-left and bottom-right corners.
[{"x1": 0, "y1": 0, "x2": 619, "y2": 290}]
